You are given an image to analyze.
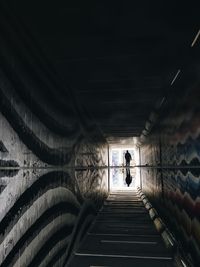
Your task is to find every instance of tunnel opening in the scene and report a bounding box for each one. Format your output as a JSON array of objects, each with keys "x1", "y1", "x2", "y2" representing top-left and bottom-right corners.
[{"x1": 108, "y1": 143, "x2": 140, "y2": 191}]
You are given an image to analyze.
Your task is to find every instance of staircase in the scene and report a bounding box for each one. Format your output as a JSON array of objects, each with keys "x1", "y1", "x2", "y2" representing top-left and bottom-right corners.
[{"x1": 67, "y1": 191, "x2": 174, "y2": 267}]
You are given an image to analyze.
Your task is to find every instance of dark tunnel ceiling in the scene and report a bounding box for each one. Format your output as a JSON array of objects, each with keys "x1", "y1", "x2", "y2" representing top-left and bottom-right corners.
[{"x1": 6, "y1": 0, "x2": 199, "y2": 138}]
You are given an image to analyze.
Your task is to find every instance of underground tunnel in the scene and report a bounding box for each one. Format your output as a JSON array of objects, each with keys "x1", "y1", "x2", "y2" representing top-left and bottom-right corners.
[{"x1": 0, "y1": 0, "x2": 200, "y2": 266}]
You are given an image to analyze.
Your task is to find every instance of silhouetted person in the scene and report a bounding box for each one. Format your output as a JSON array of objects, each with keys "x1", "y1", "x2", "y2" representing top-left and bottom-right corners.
[
  {"x1": 125, "y1": 150, "x2": 132, "y2": 166},
  {"x1": 125, "y1": 168, "x2": 132, "y2": 187}
]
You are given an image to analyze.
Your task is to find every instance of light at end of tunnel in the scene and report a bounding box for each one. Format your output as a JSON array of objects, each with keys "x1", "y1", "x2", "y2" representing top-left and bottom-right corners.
[{"x1": 109, "y1": 145, "x2": 140, "y2": 191}]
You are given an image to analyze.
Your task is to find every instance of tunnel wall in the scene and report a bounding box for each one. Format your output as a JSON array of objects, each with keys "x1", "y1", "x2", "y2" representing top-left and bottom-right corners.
[
  {"x1": 0, "y1": 113, "x2": 107, "y2": 267},
  {"x1": 74, "y1": 141, "x2": 109, "y2": 207},
  {"x1": 75, "y1": 168, "x2": 108, "y2": 198},
  {"x1": 75, "y1": 139, "x2": 108, "y2": 168},
  {"x1": 0, "y1": 170, "x2": 82, "y2": 267},
  {"x1": 0, "y1": 4, "x2": 108, "y2": 267},
  {"x1": 140, "y1": 81, "x2": 200, "y2": 264}
]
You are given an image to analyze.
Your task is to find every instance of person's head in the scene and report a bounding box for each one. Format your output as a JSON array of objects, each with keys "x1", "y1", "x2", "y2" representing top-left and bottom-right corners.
[
  {"x1": 126, "y1": 150, "x2": 128, "y2": 153},
  {"x1": 125, "y1": 176, "x2": 131, "y2": 187}
]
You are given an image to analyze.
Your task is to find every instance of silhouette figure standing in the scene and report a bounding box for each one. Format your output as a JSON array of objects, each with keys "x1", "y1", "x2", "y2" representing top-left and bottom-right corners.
[
  {"x1": 125, "y1": 150, "x2": 132, "y2": 166},
  {"x1": 125, "y1": 168, "x2": 132, "y2": 187}
]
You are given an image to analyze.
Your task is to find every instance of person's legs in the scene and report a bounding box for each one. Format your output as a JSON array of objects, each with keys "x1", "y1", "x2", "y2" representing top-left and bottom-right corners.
[{"x1": 126, "y1": 161, "x2": 130, "y2": 167}]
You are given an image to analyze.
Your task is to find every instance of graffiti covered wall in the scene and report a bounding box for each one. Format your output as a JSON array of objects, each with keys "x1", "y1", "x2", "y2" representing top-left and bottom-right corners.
[{"x1": 140, "y1": 82, "x2": 200, "y2": 264}]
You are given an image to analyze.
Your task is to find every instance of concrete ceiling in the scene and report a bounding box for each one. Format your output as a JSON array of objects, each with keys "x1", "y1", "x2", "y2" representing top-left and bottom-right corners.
[{"x1": 5, "y1": 0, "x2": 199, "y2": 139}]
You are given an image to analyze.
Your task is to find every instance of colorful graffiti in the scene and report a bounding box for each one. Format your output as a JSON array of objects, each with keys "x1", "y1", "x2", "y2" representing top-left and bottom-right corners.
[{"x1": 140, "y1": 82, "x2": 200, "y2": 264}]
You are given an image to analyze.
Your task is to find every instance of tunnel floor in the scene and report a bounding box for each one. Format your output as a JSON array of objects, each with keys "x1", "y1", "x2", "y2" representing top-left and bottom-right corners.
[{"x1": 67, "y1": 190, "x2": 174, "y2": 267}]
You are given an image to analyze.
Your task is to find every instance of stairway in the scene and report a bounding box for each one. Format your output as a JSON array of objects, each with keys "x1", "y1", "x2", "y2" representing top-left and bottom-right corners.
[{"x1": 67, "y1": 191, "x2": 174, "y2": 267}]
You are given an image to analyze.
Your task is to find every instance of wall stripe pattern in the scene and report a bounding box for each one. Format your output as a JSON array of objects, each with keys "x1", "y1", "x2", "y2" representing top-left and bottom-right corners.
[{"x1": 0, "y1": 171, "x2": 81, "y2": 267}]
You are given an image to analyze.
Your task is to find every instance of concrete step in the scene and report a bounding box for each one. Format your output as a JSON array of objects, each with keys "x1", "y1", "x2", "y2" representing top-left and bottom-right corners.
[
  {"x1": 89, "y1": 222, "x2": 158, "y2": 235},
  {"x1": 78, "y1": 235, "x2": 171, "y2": 257},
  {"x1": 67, "y1": 191, "x2": 174, "y2": 267},
  {"x1": 67, "y1": 254, "x2": 174, "y2": 267},
  {"x1": 95, "y1": 217, "x2": 152, "y2": 223},
  {"x1": 96, "y1": 213, "x2": 150, "y2": 219},
  {"x1": 87, "y1": 233, "x2": 162, "y2": 242}
]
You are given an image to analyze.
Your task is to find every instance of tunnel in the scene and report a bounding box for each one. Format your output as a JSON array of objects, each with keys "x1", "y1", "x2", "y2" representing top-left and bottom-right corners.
[{"x1": 0, "y1": 0, "x2": 199, "y2": 266}]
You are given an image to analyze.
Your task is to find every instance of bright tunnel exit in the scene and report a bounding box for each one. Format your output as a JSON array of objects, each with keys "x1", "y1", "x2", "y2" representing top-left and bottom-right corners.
[{"x1": 109, "y1": 145, "x2": 140, "y2": 191}]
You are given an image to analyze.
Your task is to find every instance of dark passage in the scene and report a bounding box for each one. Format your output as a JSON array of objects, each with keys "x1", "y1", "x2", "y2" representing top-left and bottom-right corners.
[{"x1": 0, "y1": 0, "x2": 199, "y2": 266}]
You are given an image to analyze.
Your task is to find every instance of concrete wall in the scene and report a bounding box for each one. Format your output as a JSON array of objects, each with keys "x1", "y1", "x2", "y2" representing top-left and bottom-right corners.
[
  {"x1": 74, "y1": 138, "x2": 108, "y2": 168},
  {"x1": 0, "y1": 170, "x2": 81, "y2": 267}
]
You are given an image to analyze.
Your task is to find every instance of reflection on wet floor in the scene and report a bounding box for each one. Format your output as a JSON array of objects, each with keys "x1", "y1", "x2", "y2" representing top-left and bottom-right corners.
[
  {"x1": 0, "y1": 166, "x2": 142, "y2": 197},
  {"x1": 110, "y1": 167, "x2": 140, "y2": 191},
  {"x1": 5, "y1": 164, "x2": 199, "y2": 200},
  {"x1": 4, "y1": 164, "x2": 200, "y2": 196}
]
